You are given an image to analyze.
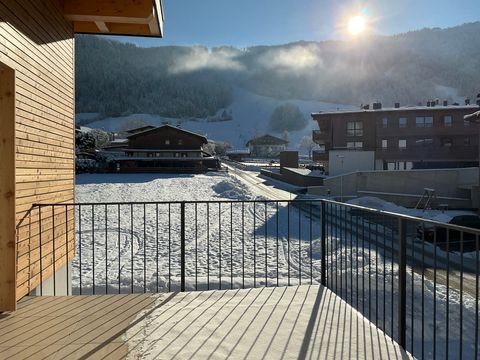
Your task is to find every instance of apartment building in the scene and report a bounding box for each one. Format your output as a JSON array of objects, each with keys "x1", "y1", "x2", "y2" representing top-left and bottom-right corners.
[{"x1": 312, "y1": 102, "x2": 480, "y2": 171}]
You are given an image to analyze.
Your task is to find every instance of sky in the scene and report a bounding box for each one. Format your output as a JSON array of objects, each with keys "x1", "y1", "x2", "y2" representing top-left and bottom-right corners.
[{"x1": 108, "y1": 0, "x2": 479, "y2": 48}]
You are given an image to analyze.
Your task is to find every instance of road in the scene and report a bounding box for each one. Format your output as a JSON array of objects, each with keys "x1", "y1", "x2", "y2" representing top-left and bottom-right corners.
[{"x1": 223, "y1": 163, "x2": 295, "y2": 200}]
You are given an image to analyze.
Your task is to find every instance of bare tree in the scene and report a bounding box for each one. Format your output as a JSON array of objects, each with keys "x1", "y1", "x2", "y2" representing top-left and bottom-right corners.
[{"x1": 299, "y1": 135, "x2": 317, "y2": 160}]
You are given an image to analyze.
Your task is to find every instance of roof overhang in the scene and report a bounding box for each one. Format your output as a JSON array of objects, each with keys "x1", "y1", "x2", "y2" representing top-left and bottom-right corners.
[{"x1": 61, "y1": 0, "x2": 164, "y2": 37}]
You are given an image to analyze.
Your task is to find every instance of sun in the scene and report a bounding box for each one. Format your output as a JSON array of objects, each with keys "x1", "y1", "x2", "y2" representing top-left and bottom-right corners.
[{"x1": 347, "y1": 15, "x2": 366, "y2": 35}]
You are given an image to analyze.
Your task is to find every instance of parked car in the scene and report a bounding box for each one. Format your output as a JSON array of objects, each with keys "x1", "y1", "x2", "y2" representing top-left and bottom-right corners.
[{"x1": 417, "y1": 215, "x2": 480, "y2": 252}]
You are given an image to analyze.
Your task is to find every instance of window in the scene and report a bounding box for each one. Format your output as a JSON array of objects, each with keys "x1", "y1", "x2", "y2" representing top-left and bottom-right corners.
[
  {"x1": 178, "y1": 139, "x2": 183, "y2": 145},
  {"x1": 347, "y1": 141, "x2": 363, "y2": 149},
  {"x1": 347, "y1": 121, "x2": 363, "y2": 136},
  {"x1": 399, "y1": 118, "x2": 407, "y2": 128},
  {"x1": 382, "y1": 118, "x2": 388, "y2": 128},
  {"x1": 381, "y1": 139, "x2": 388, "y2": 149},
  {"x1": 464, "y1": 137, "x2": 471, "y2": 146},
  {"x1": 416, "y1": 116, "x2": 433, "y2": 127},
  {"x1": 415, "y1": 138, "x2": 433, "y2": 146},
  {"x1": 398, "y1": 139, "x2": 407, "y2": 149},
  {"x1": 441, "y1": 138, "x2": 453, "y2": 147},
  {"x1": 443, "y1": 116, "x2": 452, "y2": 127},
  {"x1": 165, "y1": 139, "x2": 170, "y2": 145}
]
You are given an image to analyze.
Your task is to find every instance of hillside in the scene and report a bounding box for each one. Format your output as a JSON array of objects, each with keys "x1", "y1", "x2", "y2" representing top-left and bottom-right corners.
[{"x1": 76, "y1": 22, "x2": 480, "y2": 121}]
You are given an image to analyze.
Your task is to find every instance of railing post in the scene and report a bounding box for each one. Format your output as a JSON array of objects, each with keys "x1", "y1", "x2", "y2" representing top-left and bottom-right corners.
[
  {"x1": 398, "y1": 218, "x2": 407, "y2": 349},
  {"x1": 180, "y1": 202, "x2": 186, "y2": 292},
  {"x1": 320, "y1": 201, "x2": 326, "y2": 287}
]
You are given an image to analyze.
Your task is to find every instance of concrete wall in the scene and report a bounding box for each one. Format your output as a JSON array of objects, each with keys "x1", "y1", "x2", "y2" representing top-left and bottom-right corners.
[
  {"x1": 328, "y1": 150, "x2": 375, "y2": 176},
  {"x1": 29, "y1": 262, "x2": 72, "y2": 296},
  {"x1": 309, "y1": 167, "x2": 478, "y2": 208}
]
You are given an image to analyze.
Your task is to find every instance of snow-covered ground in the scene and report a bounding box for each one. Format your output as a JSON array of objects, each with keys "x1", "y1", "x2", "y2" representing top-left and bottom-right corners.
[{"x1": 74, "y1": 173, "x2": 479, "y2": 359}]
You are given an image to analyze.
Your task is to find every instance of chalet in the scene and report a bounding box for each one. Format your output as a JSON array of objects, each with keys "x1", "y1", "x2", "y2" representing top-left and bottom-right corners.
[
  {"x1": 246, "y1": 134, "x2": 288, "y2": 158},
  {"x1": 115, "y1": 125, "x2": 220, "y2": 172},
  {"x1": 0, "y1": 0, "x2": 164, "y2": 311}
]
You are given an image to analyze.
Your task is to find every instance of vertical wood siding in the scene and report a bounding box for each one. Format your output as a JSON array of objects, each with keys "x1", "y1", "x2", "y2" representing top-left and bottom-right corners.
[{"x1": 0, "y1": 0, "x2": 75, "y2": 302}]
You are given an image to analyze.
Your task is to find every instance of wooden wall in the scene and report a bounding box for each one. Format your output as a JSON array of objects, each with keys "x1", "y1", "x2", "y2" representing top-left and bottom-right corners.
[{"x1": 0, "y1": 0, "x2": 75, "y2": 309}]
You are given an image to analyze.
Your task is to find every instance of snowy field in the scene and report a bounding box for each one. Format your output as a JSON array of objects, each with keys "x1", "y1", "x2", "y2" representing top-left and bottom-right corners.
[{"x1": 74, "y1": 173, "x2": 479, "y2": 359}]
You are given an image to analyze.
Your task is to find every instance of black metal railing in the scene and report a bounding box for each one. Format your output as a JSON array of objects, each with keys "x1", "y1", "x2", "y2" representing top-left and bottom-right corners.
[{"x1": 30, "y1": 199, "x2": 479, "y2": 360}]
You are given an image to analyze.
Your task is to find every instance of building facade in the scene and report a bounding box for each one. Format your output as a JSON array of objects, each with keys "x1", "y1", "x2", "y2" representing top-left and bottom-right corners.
[
  {"x1": 312, "y1": 103, "x2": 480, "y2": 171},
  {"x1": 246, "y1": 134, "x2": 288, "y2": 158},
  {"x1": 115, "y1": 125, "x2": 219, "y2": 172},
  {"x1": 0, "y1": 0, "x2": 164, "y2": 311}
]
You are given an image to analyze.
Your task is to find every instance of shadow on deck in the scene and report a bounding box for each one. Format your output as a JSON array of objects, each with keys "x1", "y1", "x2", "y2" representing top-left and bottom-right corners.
[{"x1": 0, "y1": 286, "x2": 411, "y2": 359}]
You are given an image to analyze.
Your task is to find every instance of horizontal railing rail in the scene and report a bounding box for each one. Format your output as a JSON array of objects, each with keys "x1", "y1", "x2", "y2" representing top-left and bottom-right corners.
[{"x1": 26, "y1": 199, "x2": 479, "y2": 360}]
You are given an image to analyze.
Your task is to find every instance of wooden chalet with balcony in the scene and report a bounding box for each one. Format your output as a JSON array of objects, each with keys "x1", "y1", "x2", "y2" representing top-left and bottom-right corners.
[{"x1": 114, "y1": 125, "x2": 220, "y2": 172}]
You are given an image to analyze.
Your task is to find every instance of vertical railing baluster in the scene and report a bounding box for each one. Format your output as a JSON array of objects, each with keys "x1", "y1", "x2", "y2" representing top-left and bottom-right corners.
[
  {"x1": 168, "y1": 203, "x2": 171, "y2": 292},
  {"x1": 39, "y1": 206, "x2": 43, "y2": 296},
  {"x1": 422, "y1": 220, "x2": 426, "y2": 359},
  {"x1": 195, "y1": 203, "x2": 198, "y2": 291},
  {"x1": 65, "y1": 205, "x2": 69, "y2": 296},
  {"x1": 254, "y1": 202, "x2": 256, "y2": 288},
  {"x1": 446, "y1": 228, "x2": 450, "y2": 359},
  {"x1": 156, "y1": 203, "x2": 159, "y2": 292},
  {"x1": 180, "y1": 202, "x2": 185, "y2": 292},
  {"x1": 78, "y1": 205, "x2": 82, "y2": 295},
  {"x1": 131, "y1": 204, "x2": 134, "y2": 293},
  {"x1": 398, "y1": 218, "x2": 407, "y2": 349},
  {"x1": 117, "y1": 204, "x2": 120, "y2": 294},
  {"x1": 92, "y1": 205, "x2": 95, "y2": 295},
  {"x1": 287, "y1": 202, "x2": 290, "y2": 286},
  {"x1": 242, "y1": 201, "x2": 245, "y2": 289},
  {"x1": 459, "y1": 231, "x2": 464, "y2": 360},
  {"x1": 231, "y1": 202, "x2": 233, "y2": 289},
  {"x1": 207, "y1": 203, "x2": 210, "y2": 290},
  {"x1": 144, "y1": 203, "x2": 146, "y2": 293},
  {"x1": 219, "y1": 202, "x2": 222, "y2": 290},
  {"x1": 320, "y1": 201, "x2": 326, "y2": 287},
  {"x1": 433, "y1": 228, "x2": 437, "y2": 359},
  {"x1": 265, "y1": 202, "x2": 268, "y2": 287},
  {"x1": 105, "y1": 204, "x2": 108, "y2": 295},
  {"x1": 276, "y1": 201, "x2": 279, "y2": 287},
  {"x1": 309, "y1": 201, "x2": 316, "y2": 286},
  {"x1": 298, "y1": 201, "x2": 301, "y2": 285},
  {"x1": 52, "y1": 205, "x2": 56, "y2": 296},
  {"x1": 475, "y1": 233, "x2": 479, "y2": 360}
]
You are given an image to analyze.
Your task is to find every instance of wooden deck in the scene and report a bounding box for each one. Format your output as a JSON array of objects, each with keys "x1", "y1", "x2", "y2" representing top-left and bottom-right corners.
[{"x1": 0, "y1": 286, "x2": 411, "y2": 359}]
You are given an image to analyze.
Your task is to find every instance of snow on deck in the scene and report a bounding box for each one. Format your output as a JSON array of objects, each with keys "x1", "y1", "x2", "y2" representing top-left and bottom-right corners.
[{"x1": 125, "y1": 286, "x2": 410, "y2": 359}]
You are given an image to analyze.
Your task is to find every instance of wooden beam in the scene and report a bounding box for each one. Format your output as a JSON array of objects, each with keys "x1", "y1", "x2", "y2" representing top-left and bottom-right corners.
[
  {"x1": 64, "y1": 14, "x2": 149, "y2": 25},
  {"x1": 62, "y1": 0, "x2": 153, "y2": 19},
  {"x1": 0, "y1": 64, "x2": 17, "y2": 312},
  {"x1": 95, "y1": 21, "x2": 109, "y2": 33}
]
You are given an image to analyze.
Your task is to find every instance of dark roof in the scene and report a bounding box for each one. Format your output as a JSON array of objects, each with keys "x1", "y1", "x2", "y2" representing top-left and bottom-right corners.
[
  {"x1": 246, "y1": 134, "x2": 288, "y2": 146},
  {"x1": 127, "y1": 124, "x2": 208, "y2": 143},
  {"x1": 124, "y1": 125, "x2": 156, "y2": 134}
]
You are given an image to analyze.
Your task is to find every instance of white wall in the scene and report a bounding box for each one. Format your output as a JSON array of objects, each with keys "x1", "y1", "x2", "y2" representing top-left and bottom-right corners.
[{"x1": 328, "y1": 150, "x2": 375, "y2": 176}]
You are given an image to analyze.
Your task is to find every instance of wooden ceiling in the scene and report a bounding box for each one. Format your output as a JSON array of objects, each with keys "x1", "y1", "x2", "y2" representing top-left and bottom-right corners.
[{"x1": 61, "y1": 0, "x2": 164, "y2": 37}]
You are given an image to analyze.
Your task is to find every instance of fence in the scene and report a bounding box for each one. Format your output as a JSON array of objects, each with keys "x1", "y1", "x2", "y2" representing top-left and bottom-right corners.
[{"x1": 30, "y1": 199, "x2": 479, "y2": 359}]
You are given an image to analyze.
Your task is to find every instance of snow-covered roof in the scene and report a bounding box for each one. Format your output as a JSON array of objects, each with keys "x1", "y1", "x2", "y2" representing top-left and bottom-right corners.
[
  {"x1": 312, "y1": 105, "x2": 480, "y2": 117},
  {"x1": 464, "y1": 110, "x2": 480, "y2": 121},
  {"x1": 226, "y1": 149, "x2": 250, "y2": 155}
]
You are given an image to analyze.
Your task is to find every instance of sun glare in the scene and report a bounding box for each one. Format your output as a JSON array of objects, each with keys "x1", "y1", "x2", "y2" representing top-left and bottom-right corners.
[{"x1": 347, "y1": 15, "x2": 366, "y2": 35}]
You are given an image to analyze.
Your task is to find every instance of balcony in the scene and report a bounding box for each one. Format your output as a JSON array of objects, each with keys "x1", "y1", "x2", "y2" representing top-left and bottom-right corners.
[
  {"x1": 8, "y1": 199, "x2": 480, "y2": 359},
  {"x1": 313, "y1": 129, "x2": 329, "y2": 142},
  {"x1": 377, "y1": 145, "x2": 479, "y2": 161}
]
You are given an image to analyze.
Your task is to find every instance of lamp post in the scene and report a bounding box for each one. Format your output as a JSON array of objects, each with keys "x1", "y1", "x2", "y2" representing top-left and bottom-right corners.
[
  {"x1": 337, "y1": 154, "x2": 345, "y2": 202},
  {"x1": 464, "y1": 109, "x2": 480, "y2": 213}
]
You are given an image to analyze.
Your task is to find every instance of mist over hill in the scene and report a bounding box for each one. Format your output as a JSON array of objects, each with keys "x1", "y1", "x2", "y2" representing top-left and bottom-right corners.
[{"x1": 76, "y1": 22, "x2": 480, "y2": 119}]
